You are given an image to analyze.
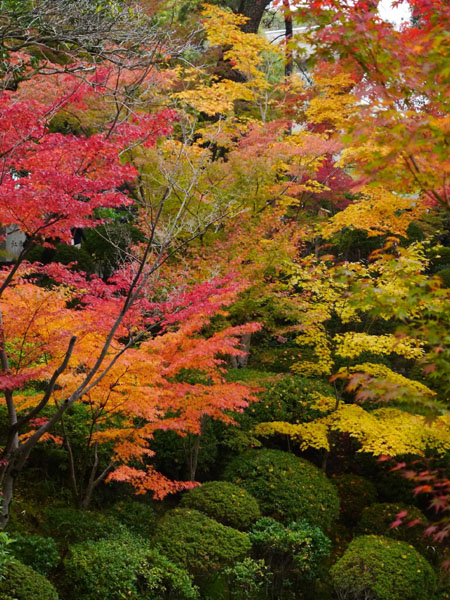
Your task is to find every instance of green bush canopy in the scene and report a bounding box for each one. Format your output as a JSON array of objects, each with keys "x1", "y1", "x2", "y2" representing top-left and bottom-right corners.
[
  {"x1": 0, "y1": 559, "x2": 59, "y2": 600},
  {"x1": 153, "y1": 508, "x2": 251, "y2": 581},
  {"x1": 64, "y1": 531, "x2": 199, "y2": 600},
  {"x1": 180, "y1": 481, "x2": 261, "y2": 530},
  {"x1": 330, "y1": 535, "x2": 436, "y2": 600},
  {"x1": 223, "y1": 449, "x2": 339, "y2": 528},
  {"x1": 357, "y1": 502, "x2": 431, "y2": 559},
  {"x1": 333, "y1": 474, "x2": 377, "y2": 526}
]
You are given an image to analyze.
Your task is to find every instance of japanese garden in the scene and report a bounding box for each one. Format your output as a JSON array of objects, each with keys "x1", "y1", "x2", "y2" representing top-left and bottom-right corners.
[{"x1": 0, "y1": 1, "x2": 449, "y2": 599}]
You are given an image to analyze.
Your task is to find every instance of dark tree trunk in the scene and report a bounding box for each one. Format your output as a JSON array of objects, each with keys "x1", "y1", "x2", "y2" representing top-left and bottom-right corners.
[
  {"x1": 230, "y1": 332, "x2": 252, "y2": 368},
  {"x1": 0, "y1": 334, "x2": 76, "y2": 529},
  {"x1": 236, "y1": 332, "x2": 252, "y2": 368},
  {"x1": 0, "y1": 459, "x2": 17, "y2": 530},
  {"x1": 187, "y1": 435, "x2": 201, "y2": 482},
  {"x1": 80, "y1": 457, "x2": 113, "y2": 510},
  {"x1": 0, "y1": 316, "x2": 20, "y2": 530},
  {"x1": 237, "y1": 0, "x2": 272, "y2": 34},
  {"x1": 283, "y1": 0, "x2": 293, "y2": 78},
  {"x1": 185, "y1": 416, "x2": 210, "y2": 482}
]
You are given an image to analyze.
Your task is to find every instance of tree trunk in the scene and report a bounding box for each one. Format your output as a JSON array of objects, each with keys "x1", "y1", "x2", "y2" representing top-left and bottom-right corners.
[
  {"x1": 186, "y1": 434, "x2": 201, "y2": 482},
  {"x1": 0, "y1": 312, "x2": 19, "y2": 530},
  {"x1": 0, "y1": 335, "x2": 76, "y2": 529},
  {"x1": 188, "y1": 435, "x2": 201, "y2": 482},
  {"x1": 237, "y1": 0, "x2": 272, "y2": 34},
  {"x1": 0, "y1": 462, "x2": 16, "y2": 530},
  {"x1": 236, "y1": 332, "x2": 252, "y2": 368},
  {"x1": 186, "y1": 416, "x2": 209, "y2": 481},
  {"x1": 283, "y1": 0, "x2": 293, "y2": 78},
  {"x1": 321, "y1": 449, "x2": 329, "y2": 473},
  {"x1": 81, "y1": 459, "x2": 113, "y2": 510}
]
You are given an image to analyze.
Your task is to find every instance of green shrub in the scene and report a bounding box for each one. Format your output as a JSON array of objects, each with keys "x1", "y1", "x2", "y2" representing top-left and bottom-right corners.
[
  {"x1": 26, "y1": 243, "x2": 96, "y2": 273},
  {"x1": 249, "y1": 517, "x2": 330, "y2": 598},
  {"x1": 429, "y1": 246, "x2": 450, "y2": 271},
  {"x1": 180, "y1": 481, "x2": 261, "y2": 530},
  {"x1": 43, "y1": 507, "x2": 124, "y2": 546},
  {"x1": 48, "y1": 112, "x2": 85, "y2": 135},
  {"x1": 248, "y1": 345, "x2": 305, "y2": 373},
  {"x1": 0, "y1": 531, "x2": 14, "y2": 580},
  {"x1": 109, "y1": 500, "x2": 156, "y2": 536},
  {"x1": 436, "y1": 549, "x2": 450, "y2": 600},
  {"x1": 83, "y1": 220, "x2": 144, "y2": 279},
  {"x1": 250, "y1": 517, "x2": 331, "y2": 579},
  {"x1": 52, "y1": 243, "x2": 96, "y2": 273},
  {"x1": 357, "y1": 502, "x2": 432, "y2": 558},
  {"x1": 332, "y1": 474, "x2": 377, "y2": 525},
  {"x1": 329, "y1": 228, "x2": 383, "y2": 262},
  {"x1": 11, "y1": 534, "x2": 59, "y2": 576},
  {"x1": 223, "y1": 449, "x2": 339, "y2": 528},
  {"x1": 248, "y1": 375, "x2": 334, "y2": 424},
  {"x1": 151, "y1": 423, "x2": 220, "y2": 482},
  {"x1": 223, "y1": 558, "x2": 270, "y2": 600},
  {"x1": 7, "y1": 493, "x2": 45, "y2": 535},
  {"x1": 0, "y1": 559, "x2": 59, "y2": 600},
  {"x1": 153, "y1": 508, "x2": 251, "y2": 581},
  {"x1": 330, "y1": 535, "x2": 436, "y2": 600},
  {"x1": 225, "y1": 369, "x2": 279, "y2": 385},
  {"x1": 437, "y1": 267, "x2": 450, "y2": 288},
  {"x1": 64, "y1": 532, "x2": 199, "y2": 600},
  {"x1": 406, "y1": 221, "x2": 426, "y2": 243},
  {"x1": 356, "y1": 453, "x2": 416, "y2": 503},
  {"x1": 327, "y1": 523, "x2": 353, "y2": 561}
]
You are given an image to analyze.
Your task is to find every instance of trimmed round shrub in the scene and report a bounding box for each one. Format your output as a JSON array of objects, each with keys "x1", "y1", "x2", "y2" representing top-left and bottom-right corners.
[
  {"x1": 64, "y1": 532, "x2": 199, "y2": 600},
  {"x1": 43, "y1": 507, "x2": 125, "y2": 546},
  {"x1": 223, "y1": 449, "x2": 339, "y2": 528},
  {"x1": 357, "y1": 502, "x2": 431, "y2": 557},
  {"x1": 248, "y1": 375, "x2": 334, "y2": 424},
  {"x1": 333, "y1": 474, "x2": 377, "y2": 525},
  {"x1": 0, "y1": 559, "x2": 59, "y2": 600},
  {"x1": 179, "y1": 481, "x2": 261, "y2": 530},
  {"x1": 109, "y1": 500, "x2": 156, "y2": 536},
  {"x1": 330, "y1": 535, "x2": 436, "y2": 600},
  {"x1": 250, "y1": 517, "x2": 330, "y2": 595},
  {"x1": 11, "y1": 534, "x2": 59, "y2": 576},
  {"x1": 152, "y1": 508, "x2": 251, "y2": 580}
]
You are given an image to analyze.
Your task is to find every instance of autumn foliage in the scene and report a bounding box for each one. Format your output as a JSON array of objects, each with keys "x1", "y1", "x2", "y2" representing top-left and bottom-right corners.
[{"x1": 0, "y1": 2, "x2": 449, "y2": 596}]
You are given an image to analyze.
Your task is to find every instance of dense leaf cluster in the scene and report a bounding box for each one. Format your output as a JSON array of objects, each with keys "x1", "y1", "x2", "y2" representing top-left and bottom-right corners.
[
  {"x1": 223, "y1": 449, "x2": 340, "y2": 529},
  {"x1": 180, "y1": 481, "x2": 261, "y2": 530},
  {"x1": 331, "y1": 535, "x2": 436, "y2": 600}
]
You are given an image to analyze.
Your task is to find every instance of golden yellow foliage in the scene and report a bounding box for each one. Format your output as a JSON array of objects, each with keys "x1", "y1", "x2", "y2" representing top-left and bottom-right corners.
[
  {"x1": 339, "y1": 363, "x2": 436, "y2": 400},
  {"x1": 175, "y1": 79, "x2": 254, "y2": 117},
  {"x1": 172, "y1": 5, "x2": 281, "y2": 116},
  {"x1": 256, "y1": 404, "x2": 450, "y2": 457},
  {"x1": 320, "y1": 186, "x2": 426, "y2": 239},
  {"x1": 201, "y1": 4, "x2": 279, "y2": 84},
  {"x1": 305, "y1": 72, "x2": 357, "y2": 129},
  {"x1": 287, "y1": 243, "x2": 429, "y2": 378},
  {"x1": 334, "y1": 332, "x2": 424, "y2": 360}
]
